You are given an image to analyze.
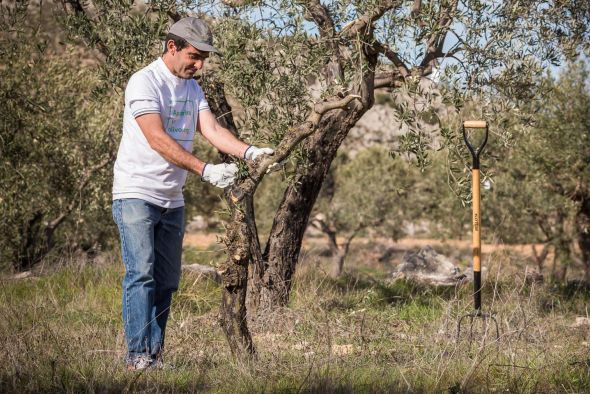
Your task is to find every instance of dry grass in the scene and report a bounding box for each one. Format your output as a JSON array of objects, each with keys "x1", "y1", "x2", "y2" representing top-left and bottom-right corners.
[{"x1": 1, "y1": 242, "x2": 589, "y2": 393}]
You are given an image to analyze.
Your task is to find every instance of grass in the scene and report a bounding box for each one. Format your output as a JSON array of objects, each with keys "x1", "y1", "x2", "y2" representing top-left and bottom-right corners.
[{"x1": 1, "y1": 246, "x2": 589, "y2": 393}]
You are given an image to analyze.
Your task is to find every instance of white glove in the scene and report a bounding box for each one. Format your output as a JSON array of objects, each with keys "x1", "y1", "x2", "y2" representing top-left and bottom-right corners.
[
  {"x1": 244, "y1": 145, "x2": 274, "y2": 161},
  {"x1": 201, "y1": 163, "x2": 238, "y2": 188}
]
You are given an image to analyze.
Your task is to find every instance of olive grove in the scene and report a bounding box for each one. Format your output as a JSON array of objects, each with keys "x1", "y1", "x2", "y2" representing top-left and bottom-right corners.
[{"x1": 2, "y1": 0, "x2": 590, "y2": 356}]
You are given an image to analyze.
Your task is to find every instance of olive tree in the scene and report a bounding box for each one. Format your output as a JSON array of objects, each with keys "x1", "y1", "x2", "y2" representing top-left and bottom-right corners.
[
  {"x1": 310, "y1": 147, "x2": 419, "y2": 277},
  {"x1": 209, "y1": 0, "x2": 590, "y2": 354},
  {"x1": 0, "y1": 0, "x2": 121, "y2": 271},
  {"x1": 512, "y1": 61, "x2": 590, "y2": 281}
]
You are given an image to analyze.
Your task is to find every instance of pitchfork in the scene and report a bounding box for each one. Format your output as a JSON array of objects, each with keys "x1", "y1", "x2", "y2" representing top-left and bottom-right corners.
[{"x1": 457, "y1": 120, "x2": 499, "y2": 343}]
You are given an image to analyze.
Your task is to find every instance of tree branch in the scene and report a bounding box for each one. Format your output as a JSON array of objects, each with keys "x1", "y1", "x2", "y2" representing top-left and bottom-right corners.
[
  {"x1": 418, "y1": 0, "x2": 459, "y2": 75},
  {"x1": 314, "y1": 94, "x2": 362, "y2": 115},
  {"x1": 372, "y1": 40, "x2": 411, "y2": 77},
  {"x1": 340, "y1": 0, "x2": 404, "y2": 38},
  {"x1": 60, "y1": 0, "x2": 110, "y2": 57},
  {"x1": 310, "y1": 217, "x2": 339, "y2": 252},
  {"x1": 230, "y1": 94, "x2": 361, "y2": 200},
  {"x1": 298, "y1": 0, "x2": 335, "y2": 38},
  {"x1": 298, "y1": 1, "x2": 345, "y2": 86},
  {"x1": 374, "y1": 72, "x2": 404, "y2": 89}
]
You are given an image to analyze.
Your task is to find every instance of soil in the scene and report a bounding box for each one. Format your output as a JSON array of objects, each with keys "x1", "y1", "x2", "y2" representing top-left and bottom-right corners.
[{"x1": 183, "y1": 232, "x2": 544, "y2": 259}]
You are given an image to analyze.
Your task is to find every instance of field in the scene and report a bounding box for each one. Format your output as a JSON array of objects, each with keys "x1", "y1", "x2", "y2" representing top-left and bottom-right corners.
[{"x1": 1, "y1": 235, "x2": 589, "y2": 393}]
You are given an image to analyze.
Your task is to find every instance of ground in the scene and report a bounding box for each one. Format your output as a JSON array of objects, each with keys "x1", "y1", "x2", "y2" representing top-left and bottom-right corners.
[{"x1": 1, "y1": 233, "x2": 589, "y2": 392}]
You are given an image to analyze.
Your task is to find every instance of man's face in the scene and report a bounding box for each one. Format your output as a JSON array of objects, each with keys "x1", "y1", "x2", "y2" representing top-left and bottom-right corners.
[{"x1": 169, "y1": 42, "x2": 209, "y2": 79}]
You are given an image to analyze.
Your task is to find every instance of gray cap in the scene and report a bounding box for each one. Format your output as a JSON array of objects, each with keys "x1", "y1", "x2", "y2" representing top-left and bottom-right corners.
[{"x1": 169, "y1": 17, "x2": 220, "y2": 54}]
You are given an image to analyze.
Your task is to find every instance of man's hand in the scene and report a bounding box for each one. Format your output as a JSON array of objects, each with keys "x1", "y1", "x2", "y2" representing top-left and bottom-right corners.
[
  {"x1": 201, "y1": 163, "x2": 239, "y2": 188},
  {"x1": 244, "y1": 145, "x2": 274, "y2": 161}
]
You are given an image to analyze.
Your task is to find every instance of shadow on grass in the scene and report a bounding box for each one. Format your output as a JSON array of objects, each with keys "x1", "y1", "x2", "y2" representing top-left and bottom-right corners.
[
  {"x1": 310, "y1": 271, "x2": 465, "y2": 316},
  {"x1": 0, "y1": 369, "x2": 211, "y2": 393},
  {"x1": 538, "y1": 279, "x2": 590, "y2": 314},
  {"x1": 337, "y1": 271, "x2": 459, "y2": 300}
]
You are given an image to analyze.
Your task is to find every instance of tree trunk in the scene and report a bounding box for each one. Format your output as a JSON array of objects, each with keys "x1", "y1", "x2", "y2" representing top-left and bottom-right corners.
[
  {"x1": 247, "y1": 38, "x2": 378, "y2": 313},
  {"x1": 552, "y1": 238, "x2": 571, "y2": 283},
  {"x1": 218, "y1": 192, "x2": 257, "y2": 356},
  {"x1": 576, "y1": 199, "x2": 590, "y2": 282},
  {"x1": 201, "y1": 73, "x2": 257, "y2": 355},
  {"x1": 247, "y1": 107, "x2": 369, "y2": 312},
  {"x1": 531, "y1": 243, "x2": 550, "y2": 274},
  {"x1": 332, "y1": 249, "x2": 347, "y2": 278}
]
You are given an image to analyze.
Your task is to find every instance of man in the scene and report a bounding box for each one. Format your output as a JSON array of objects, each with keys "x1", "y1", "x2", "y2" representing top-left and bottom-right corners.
[{"x1": 112, "y1": 17, "x2": 273, "y2": 370}]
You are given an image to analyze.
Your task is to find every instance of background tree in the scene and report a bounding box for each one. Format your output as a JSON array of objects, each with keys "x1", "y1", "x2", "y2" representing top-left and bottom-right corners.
[
  {"x1": 310, "y1": 147, "x2": 418, "y2": 277},
  {"x1": 510, "y1": 61, "x2": 590, "y2": 281},
  {"x1": 437, "y1": 60, "x2": 590, "y2": 282},
  {"x1": 0, "y1": 1, "x2": 120, "y2": 271}
]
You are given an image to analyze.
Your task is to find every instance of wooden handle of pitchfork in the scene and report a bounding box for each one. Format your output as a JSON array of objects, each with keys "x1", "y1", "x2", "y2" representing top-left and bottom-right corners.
[
  {"x1": 463, "y1": 120, "x2": 487, "y2": 129},
  {"x1": 463, "y1": 120, "x2": 488, "y2": 311}
]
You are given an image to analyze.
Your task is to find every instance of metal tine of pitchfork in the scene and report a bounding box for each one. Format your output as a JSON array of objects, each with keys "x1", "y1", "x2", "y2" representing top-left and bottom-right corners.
[{"x1": 457, "y1": 120, "x2": 499, "y2": 343}]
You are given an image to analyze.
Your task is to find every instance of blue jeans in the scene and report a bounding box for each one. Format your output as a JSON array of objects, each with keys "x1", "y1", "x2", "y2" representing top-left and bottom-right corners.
[{"x1": 112, "y1": 199, "x2": 184, "y2": 360}]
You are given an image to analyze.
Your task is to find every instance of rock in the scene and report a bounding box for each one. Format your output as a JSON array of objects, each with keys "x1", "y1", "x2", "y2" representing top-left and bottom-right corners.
[
  {"x1": 392, "y1": 245, "x2": 464, "y2": 286},
  {"x1": 186, "y1": 215, "x2": 208, "y2": 232}
]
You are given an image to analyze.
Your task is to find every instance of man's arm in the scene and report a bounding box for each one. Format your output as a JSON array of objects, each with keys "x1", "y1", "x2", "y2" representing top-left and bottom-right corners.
[
  {"x1": 197, "y1": 110, "x2": 250, "y2": 158},
  {"x1": 136, "y1": 113, "x2": 206, "y2": 175}
]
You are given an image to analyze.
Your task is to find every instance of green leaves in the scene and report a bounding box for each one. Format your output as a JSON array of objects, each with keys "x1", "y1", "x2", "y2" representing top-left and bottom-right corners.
[{"x1": 0, "y1": 4, "x2": 120, "y2": 270}]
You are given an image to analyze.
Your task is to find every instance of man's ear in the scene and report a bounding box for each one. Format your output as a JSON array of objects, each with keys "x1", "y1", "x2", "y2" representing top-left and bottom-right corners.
[{"x1": 166, "y1": 40, "x2": 176, "y2": 54}]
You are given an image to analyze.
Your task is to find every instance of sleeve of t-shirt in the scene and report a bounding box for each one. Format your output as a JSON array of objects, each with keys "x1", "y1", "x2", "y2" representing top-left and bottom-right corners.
[
  {"x1": 195, "y1": 83, "x2": 210, "y2": 113},
  {"x1": 126, "y1": 72, "x2": 160, "y2": 118}
]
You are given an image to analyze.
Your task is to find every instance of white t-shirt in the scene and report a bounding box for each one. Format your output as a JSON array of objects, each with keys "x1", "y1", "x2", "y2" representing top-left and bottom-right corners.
[{"x1": 112, "y1": 58, "x2": 210, "y2": 208}]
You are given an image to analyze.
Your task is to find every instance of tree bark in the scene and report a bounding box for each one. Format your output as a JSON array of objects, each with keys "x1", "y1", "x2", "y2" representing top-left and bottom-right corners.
[
  {"x1": 218, "y1": 192, "x2": 257, "y2": 356},
  {"x1": 200, "y1": 74, "x2": 257, "y2": 355}
]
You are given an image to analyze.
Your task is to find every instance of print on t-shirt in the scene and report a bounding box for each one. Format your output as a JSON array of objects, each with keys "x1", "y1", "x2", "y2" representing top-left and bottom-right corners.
[{"x1": 165, "y1": 99, "x2": 196, "y2": 145}]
